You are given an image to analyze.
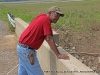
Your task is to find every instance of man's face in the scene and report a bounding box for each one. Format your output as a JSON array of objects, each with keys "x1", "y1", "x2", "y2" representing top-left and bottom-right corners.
[{"x1": 50, "y1": 12, "x2": 60, "y2": 23}]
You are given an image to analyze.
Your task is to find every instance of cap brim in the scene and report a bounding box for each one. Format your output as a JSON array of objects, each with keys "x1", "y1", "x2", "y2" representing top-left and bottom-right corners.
[
  {"x1": 56, "y1": 11, "x2": 64, "y2": 17},
  {"x1": 60, "y1": 14, "x2": 64, "y2": 17}
]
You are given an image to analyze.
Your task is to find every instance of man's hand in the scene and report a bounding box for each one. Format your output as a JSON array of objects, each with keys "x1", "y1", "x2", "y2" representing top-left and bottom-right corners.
[
  {"x1": 45, "y1": 35, "x2": 70, "y2": 60},
  {"x1": 57, "y1": 54, "x2": 70, "y2": 60}
]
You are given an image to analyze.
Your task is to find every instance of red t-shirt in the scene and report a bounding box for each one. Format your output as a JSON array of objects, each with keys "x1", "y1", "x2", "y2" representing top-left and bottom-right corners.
[{"x1": 19, "y1": 14, "x2": 53, "y2": 50}]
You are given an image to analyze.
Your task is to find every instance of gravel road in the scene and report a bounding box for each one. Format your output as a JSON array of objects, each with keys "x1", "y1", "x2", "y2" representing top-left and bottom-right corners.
[{"x1": 0, "y1": 20, "x2": 18, "y2": 75}]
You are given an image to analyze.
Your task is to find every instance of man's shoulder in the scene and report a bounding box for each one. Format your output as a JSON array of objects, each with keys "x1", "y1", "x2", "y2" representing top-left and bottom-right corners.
[
  {"x1": 36, "y1": 13, "x2": 50, "y2": 21},
  {"x1": 37, "y1": 13, "x2": 48, "y2": 19}
]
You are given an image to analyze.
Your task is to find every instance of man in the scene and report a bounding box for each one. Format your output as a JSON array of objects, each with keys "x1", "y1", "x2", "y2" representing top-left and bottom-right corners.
[{"x1": 17, "y1": 6, "x2": 70, "y2": 75}]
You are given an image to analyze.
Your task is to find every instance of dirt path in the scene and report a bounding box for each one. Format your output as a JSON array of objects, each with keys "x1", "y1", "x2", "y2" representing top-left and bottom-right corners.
[{"x1": 0, "y1": 20, "x2": 18, "y2": 75}]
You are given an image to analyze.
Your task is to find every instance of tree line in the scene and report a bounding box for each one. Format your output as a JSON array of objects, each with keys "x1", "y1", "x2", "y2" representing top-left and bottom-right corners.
[{"x1": 0, "y1": 0, "x2": 33, "y2": 2}]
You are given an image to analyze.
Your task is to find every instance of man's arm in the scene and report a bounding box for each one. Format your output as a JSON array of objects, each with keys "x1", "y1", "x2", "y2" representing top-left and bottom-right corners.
[{"x1": 45, "y1": 34, "x2": 69, "y2": 60}]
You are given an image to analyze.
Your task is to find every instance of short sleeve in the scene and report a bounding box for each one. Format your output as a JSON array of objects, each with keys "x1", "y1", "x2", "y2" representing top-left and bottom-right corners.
[{"x1": 43, "y1": 19, "x2": 53, "y2": 36}]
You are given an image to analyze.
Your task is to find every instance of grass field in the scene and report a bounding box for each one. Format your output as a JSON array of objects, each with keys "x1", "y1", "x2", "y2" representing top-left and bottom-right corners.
[{"x1": 0, "y1": 0, "x2": 100, "y2": 32}]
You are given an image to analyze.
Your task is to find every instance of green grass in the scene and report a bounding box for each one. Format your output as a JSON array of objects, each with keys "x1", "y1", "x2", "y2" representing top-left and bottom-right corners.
[{"x1": 0, "y1": 0, "x2": 100, "y2": 32}]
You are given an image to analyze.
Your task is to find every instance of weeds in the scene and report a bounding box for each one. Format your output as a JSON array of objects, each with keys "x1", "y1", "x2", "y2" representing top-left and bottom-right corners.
[{"x1": 0, "y1": 0, "x2": 100, "y2": 32}]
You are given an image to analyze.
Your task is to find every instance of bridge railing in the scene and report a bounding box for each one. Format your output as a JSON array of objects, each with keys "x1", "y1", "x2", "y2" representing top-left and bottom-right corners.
[{"x1": 7, "y1": 13, "x2": 15, "y2": 28}]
